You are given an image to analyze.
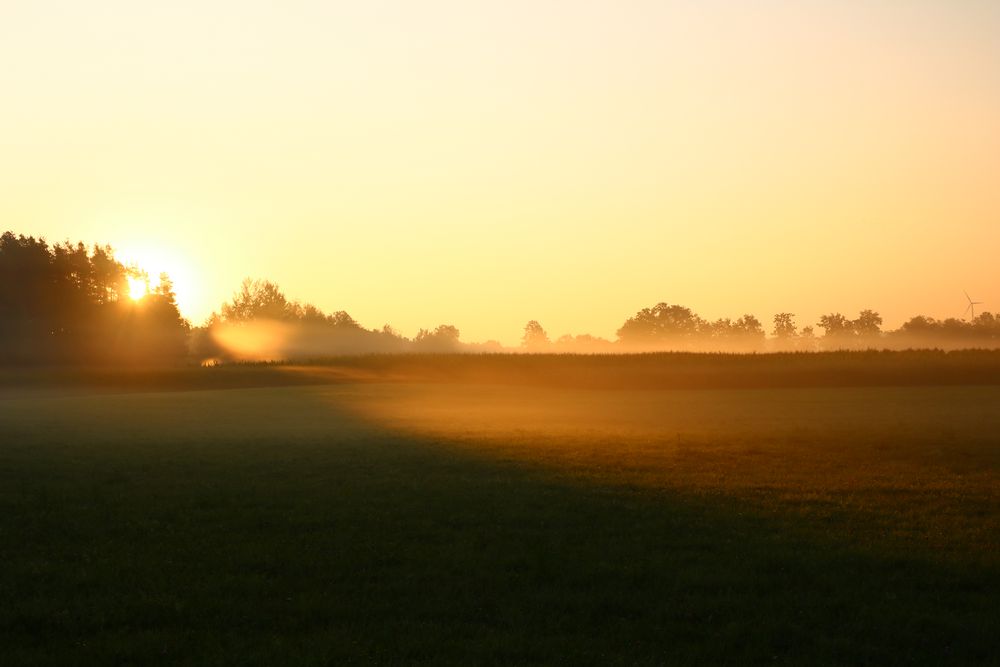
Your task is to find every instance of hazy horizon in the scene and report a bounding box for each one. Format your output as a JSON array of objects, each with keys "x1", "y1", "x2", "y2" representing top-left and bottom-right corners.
[{"x1": 3, "y1": 1, "x2": 998, "y2": 345}]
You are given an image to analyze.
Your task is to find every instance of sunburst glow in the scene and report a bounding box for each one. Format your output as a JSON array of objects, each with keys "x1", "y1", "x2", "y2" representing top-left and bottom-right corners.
[
  {"x1": 116, "y1": 243, "x2": 195, "y2": 316},
  {"x1": 127, "y1": 276, "x2": 147, "y2": 301}
]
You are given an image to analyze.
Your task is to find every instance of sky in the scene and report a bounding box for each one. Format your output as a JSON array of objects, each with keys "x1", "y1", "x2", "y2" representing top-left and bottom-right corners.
[{"x1": 2, "y1": 0, "x2": 998, "y2": 344}]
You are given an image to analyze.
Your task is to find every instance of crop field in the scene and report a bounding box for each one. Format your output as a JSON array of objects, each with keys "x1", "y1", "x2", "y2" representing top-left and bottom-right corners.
[{"x1": 1, "y1": 354, "x2": 999, "y2": 665}]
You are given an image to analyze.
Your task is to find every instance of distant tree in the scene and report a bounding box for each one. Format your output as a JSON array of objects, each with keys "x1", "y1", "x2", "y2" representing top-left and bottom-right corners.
[
  {"x1": 898, "y1": 315, "x2": 939, "y2": 335},
  {"x1": 772, "y1": 313, "x2": 797, "y2": 340},
  {"x1": 889, "y1": 315, "x2": 940, "y2": 349},
  {"x1": 798, "y1": 326, "x2": 817, "y2": 351},
  {"x1": 969, "y1": 313, "x2": 999, "y2": 346},
  {"x1": 853, "y1": 309, "x2": 883, "y2": 341},
  {"x1": 617, "y1": 303, "x2": 704, "y2": 347},
  {"x1": 220, "y1": 279, "x2": 300, "y2": 322},
  {"x1": 328, "y1": 310, "x2": 361, "y2": 329},
  {"x1": 413, "y1": 325, "x2": 462, "y2": 352},
  {"x1": 733, "y1": 314, "x2": 764, "y2": 338},
  {"x1": 208, "y1": 276, "x2": 429, "y2": 359},
  {"x1": 818, "y1": 313, "x2": 854, "y2": 347},
  {"x1": 730, "y1": 314, "x2": 764, "y2": 350},
  {"x1": 521, "y1": 320, "x2": 551, "y2": 351},
  {"x1": 300, "y1": 303, "x2": 328, "y2": 323},
  {"x1": 704, "y1": 315, "x2": 763, "y2": 350},
  {"x1": 940, "y1": 318, "x2": 971, "y2": 339},
  {"x1": 371, "y1": 324, "x2": 409, "y2": 352},
  {"x1": 708, "y1": 318, "x2": 734, "y2": 339},
  {"x1": 435, "y1": 324, "x2": 460, "y2": 342}
]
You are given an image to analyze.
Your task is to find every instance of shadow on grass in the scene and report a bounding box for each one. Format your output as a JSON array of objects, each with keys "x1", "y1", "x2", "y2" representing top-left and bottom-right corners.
[{"x1": 0, "y1": 384, "x2": 996, "y2": 665}]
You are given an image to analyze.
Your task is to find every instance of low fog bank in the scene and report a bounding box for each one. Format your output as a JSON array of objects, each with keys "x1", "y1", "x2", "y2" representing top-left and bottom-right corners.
[
  {"x1": 198, "y1": 319, "x2": 1000, "y2": 363},
  {"x1": 201, "y1": 320, "x2": 466, "y2": 362},
  {"x1": 197, "y1": 282, "x2": 1000, "y2": 363}
]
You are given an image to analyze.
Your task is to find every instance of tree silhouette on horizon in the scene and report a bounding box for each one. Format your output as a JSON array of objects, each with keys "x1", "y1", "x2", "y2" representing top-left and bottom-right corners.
[
  {"x1": 3, "y1": 229, "x2": 999, "y2": 364},
  {"x1": 0, "y1": 231, "x2": 189, "y2": 365}
]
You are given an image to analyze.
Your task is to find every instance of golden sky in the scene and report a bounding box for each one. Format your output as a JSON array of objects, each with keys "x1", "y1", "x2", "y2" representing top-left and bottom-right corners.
[{"x1": 3, "y1": 1, "x2": 998, "y2": 343}]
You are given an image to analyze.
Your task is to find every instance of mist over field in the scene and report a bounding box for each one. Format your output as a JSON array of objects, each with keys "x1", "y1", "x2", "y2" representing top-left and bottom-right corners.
[
  {"x1": 194, "y1": 279, "x2": 1000, "y2": 362},
  {"x1": 203, "y1": 314, "x2": 1000, "y2": 362},
  {"x1": 3, "y1": 0, "x2": 999, "y2": 663}
]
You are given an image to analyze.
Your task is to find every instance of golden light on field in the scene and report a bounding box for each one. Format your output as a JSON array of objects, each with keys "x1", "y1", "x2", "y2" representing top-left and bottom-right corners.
[{"x1": 127, "y1": 276, "x2": 147, "y2": 301}]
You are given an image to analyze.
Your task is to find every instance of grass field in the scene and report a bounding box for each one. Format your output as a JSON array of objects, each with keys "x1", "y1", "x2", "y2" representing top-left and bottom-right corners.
[{"x1": 1, "y1": 355, "x2": 998, "y2": 664}]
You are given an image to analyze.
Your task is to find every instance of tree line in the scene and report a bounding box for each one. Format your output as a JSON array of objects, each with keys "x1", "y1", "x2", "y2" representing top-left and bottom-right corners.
[
  {"x1": 192, "y1": 278, "x2": 473, "y2": 360},
  {"x1": 0, "y1": 232, "x2": 188, "y2": 364},
  {"x1": 2, "y1": 231, "x2": 997, "y2": 365},
  {"x1": 584, "y1": 302, "x2": 1000, "y2": 352},
  {"x1": 198, "y1": 284, "x2": 1000, "y2": 359}
]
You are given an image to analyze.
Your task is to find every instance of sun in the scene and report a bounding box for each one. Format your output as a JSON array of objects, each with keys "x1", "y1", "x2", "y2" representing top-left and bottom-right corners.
[
  {"x1": 127, "y1": 276, "x2": 148, "y2": 300},
  {"x1": 117, "y1": 243, "x2": 196, "y2": 316}
]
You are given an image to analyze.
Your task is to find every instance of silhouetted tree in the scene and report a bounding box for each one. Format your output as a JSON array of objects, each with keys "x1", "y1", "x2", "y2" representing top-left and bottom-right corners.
[
  {"x1": 888, "y1": 312, "x2": 1000, "y2": 349},
  {"x1": 799, "y1": 326, "x2": 817, "y2": 351},
  {"x1": 772, "y1": 313, "x2": 797, "y2": 340},
  {"x1": 221, "y1": 279, "x2": 300, "y2": 322},
  {"x1": 0, "y1": 231, "x2": 189, "y2": 365},
  {"x1": 708, "y1": 318, "x2": 734, "y2": 339},
  {"x1": 328, "y1": 311, "x2": 361, "y2": 329},
  {"x1": 374, "y1": 324, "x2": 410, "y2": 352},
  {"x1": 300, "y1": 303, "x2": 328, "y2": 323},
  {"x1": 206, "y1": 277, "x2": 421, "y2": 359},
  {"x1": 521, "y1": 320, "x2": 550, "y2": 351},
  {"x1": 972, "y1": 312, "x2": 998, "y2": 340},
  {"x1": 818, "y1": 313, "x2": 854, "y2": 348},
  {"x1": 707, "y1": 315, "x2": 764, "y2": 350},
  {"x1": 413, "y1": 325, "x2": 462, "y2": 352},
  {"x1": 854, "y1": 309, "x2": 883, "y2": 342},
  {"x1": 732, "y1": 314, "x2": 765, "y2": 343},
  {"x1": 617, "y1": 303, "x2": 705, "y2": 348}
]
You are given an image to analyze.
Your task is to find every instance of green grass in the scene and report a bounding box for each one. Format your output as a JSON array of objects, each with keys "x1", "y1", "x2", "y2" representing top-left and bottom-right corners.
[{"x1": 1, "y1": 360, "x2": 998, "y2": 664}]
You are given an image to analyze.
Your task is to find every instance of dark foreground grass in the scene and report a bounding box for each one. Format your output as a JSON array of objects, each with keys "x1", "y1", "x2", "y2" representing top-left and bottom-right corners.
[{"x1": 0, "y1": 371, "x2": 998, "y2": 664}]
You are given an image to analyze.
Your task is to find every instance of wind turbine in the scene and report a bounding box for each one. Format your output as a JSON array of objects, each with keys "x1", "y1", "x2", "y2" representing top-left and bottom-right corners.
[{"x1": 964, "y1": 291, "x2": 983, "y2": 320}]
